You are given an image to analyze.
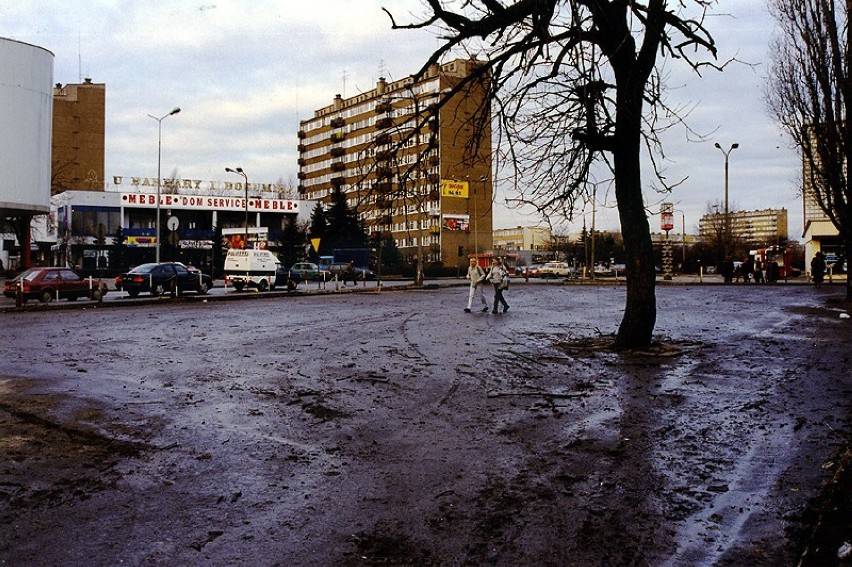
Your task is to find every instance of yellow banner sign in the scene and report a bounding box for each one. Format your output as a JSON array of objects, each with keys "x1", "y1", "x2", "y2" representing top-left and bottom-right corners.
[{"x1": 440, "y1": 180, "x2": 469, "y2": 198}]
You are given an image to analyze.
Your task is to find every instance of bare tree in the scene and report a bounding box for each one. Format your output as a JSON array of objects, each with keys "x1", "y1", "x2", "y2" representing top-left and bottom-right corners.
[
  {"x1": 385, "y1": 1, "x2": 718, "y2": 349},
  {"x1": 766, "y1": 0, "x2": 852, "y2": 300}
]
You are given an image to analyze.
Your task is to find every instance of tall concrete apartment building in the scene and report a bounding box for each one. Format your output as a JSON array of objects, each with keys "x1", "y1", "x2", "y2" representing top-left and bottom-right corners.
[
  {"x1": 52, "y1": 79, "x2": 105, "y2": 194},
  {"x1": 699, "y1": 208, "x2": 788, "y2": 247},
  {"x1": 297, "y1": 59, "x2": 492, "y2": 267}
]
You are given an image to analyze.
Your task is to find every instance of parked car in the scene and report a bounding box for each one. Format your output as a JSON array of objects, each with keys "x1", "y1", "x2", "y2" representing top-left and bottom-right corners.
[
  {"x1": 288, "y1": 262, "x2": 330, "y2": 281},
  {"x1": 274, "y1": 265, "x2": 301, "y2": 290},
  {"x1": 3, "y1": 267, "x2": 108, "y2": 304},
  {"x1": 325, "y1": 262, "x2": 375, "y2": 281},
  {"x1": 115, "y1": 262, "x2": 212, "y2": 297},
  {"x1": 517, "y1": 264, "x2": 544, "y2": 278},
  {"x1": 538, "y1": 261, "x2": 574, "y2": 278}
]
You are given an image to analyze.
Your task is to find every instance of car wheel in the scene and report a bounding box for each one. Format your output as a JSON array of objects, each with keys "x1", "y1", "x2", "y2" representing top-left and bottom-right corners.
[
  {"x1": 91, "y1": 288, "x2": 103, "y2": 301},
  {"x1": 127, "y1": 290, "x2": 140, "y2": 298},
  {"x1": 198, "y1": 282, "x2": 209, "y2": 295},
  {"x1": 40, "y1": 290, "x2": 53, "y2": 303},
  {"x1": 287, "y1": 279, "x2": 297, "y2": 292},
  {"x1": 153, "y1": 283, "x2": 166, "y2": 296},
  {"x1": 68, "y1": 295, "x2": 79, "y2": 301},
  {"x1": 257, "y1": 279, "x2": 268, "y2": 292},
  {"x1": 233, "y1": 282, "x2": 244, "y2": 292}
]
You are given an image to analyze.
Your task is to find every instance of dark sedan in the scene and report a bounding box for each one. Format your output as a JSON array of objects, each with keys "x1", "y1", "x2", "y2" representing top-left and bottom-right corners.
[
  {"x1": 115, "y1": 262, "x2": 212, "y2": 297},
  {"x1": 3, "y1": 267, "x2": 108, "y2": 303}
]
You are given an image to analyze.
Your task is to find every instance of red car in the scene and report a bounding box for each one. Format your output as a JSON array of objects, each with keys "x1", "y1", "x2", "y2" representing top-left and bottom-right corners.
[{"x1": 3, "y1": 267, "x2": 108, "y2": 304}]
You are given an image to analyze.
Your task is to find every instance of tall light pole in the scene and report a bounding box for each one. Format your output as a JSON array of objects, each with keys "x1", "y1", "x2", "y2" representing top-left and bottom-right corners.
[
  {"x1": 714, "y1": 142, "x2": 739, "y2": 259},
  {"x1": 225, "y1": 167, "x2": 249, "y2": 249},
  {"x1": 148, "y1": 106, "x2": 180, "y2": 263},
  {"x1": 148, "y1": 107, "x2": 181, "y2": 263},
  {"x1": 673, "y1": 208, "x2": 687, "y2": 269}
]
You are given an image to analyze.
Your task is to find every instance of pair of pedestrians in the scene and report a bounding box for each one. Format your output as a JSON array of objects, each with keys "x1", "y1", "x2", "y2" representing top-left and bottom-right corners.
[{"x1": 464, "y1": 257, "x2": 510, "y2": 314}]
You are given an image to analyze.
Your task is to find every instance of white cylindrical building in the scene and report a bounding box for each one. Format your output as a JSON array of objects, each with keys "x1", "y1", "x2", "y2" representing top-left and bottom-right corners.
[
  {"x1": 1, "y1": 37, "x2": 53, "y2": 271},
  {"x1": 0, "y1": 37, "x2": 53, "y2": 214}
]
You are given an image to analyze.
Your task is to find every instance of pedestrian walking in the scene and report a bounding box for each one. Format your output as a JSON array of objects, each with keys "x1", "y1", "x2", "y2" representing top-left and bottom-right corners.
[
  {"x1": 342, "y1": 261, "x2": 357, "y2": 286},
  {"x1": 811, "y1": 251, "x2": 827, "y2": 288},
  {"x1": 464, "y1": 257, "x2": 488, "y2": 313},
  {"x1": 487, "y1": 257, "x2": 510, "y2": 314}
]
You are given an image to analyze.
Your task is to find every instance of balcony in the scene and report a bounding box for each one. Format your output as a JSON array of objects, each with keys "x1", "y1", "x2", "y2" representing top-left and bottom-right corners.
[
  {"x1": 297, "y1": 158, "x2": 306, "y2": 166},
  {"x1": 330, "y1": 117, "x2": 345, "y2": 128},
  {"x1": 376, "y1": 150, "x2": 395, "y2": 162},
  {"x1": 374, "y1": 181, "x2": 392, "y2": 193},
  {"x1": 375, "y1": 133, "x2": 391, "y2": 146},
  {"x1": 330, "y1": 146, "x2": 345, "y2": 157},
  {"x1": 330, "y1": 132, "x2": 345, "y2": 143},
  {"x1": 298, "y1": 130, "x2": 306, "y2": 139},
  {"x1": 331, "y1": 161, "x2": 346, "y2": 172},
  {"x1": 376, "y1": 167, "x2": 393, "y2": 179},
  {"x1": 375, "y1": 101, "x2": 392, "y2": 114},
  {"x1": 428, "y1": 173, "x2": 440, "y2": 184},
  {"x1": 331, "y1": 176, "x2": 345, "y2": 187},
  {"x1": 297, "y1": 144, "x2": 306, "y2": 152},
  {"x1": 376, "y1": 117, "x2": 393, "y2": 129},
  {"x1": 298, "y1": 172, "x2": 307, "y2": 180},
  {"x1": 297, "y1": 185, "x2": 307, "y2": 195}
]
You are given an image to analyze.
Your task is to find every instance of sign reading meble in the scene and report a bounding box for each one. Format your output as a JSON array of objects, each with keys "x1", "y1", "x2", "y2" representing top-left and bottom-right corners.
[{"x1": 114, "y1": 177, "x2": 299, "y2": 213}]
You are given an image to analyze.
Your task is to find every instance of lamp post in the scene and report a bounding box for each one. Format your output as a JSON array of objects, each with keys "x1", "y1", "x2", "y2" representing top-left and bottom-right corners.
[
  {"x1": 673, "y1": 208, "x2": 686, "y2": 269},
  {"x1": 714, "y1": 142, "x2": 739, "y2": 258},
  {"x1": 225, "y1": 167, "x2": 249, "y2": 249},
  {"x1": 148, "y1": 107, "x2": 181, "y2": 263}
]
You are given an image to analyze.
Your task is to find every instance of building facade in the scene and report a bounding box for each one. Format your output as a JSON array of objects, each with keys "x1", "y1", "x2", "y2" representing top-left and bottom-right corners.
[
  {"x1": 52, "y1": 79, "x2": 106, "y2": 194},
  {"x1": 492, "y1": 226, "x2": 552, "y2": 254},
  {"x1": 298, "y1": 59, "x2": 492, "y2": 269},
  {"x1": 801, "y1": 149, "x2": 845, "y2": 272},
  {"x1": 0, "y1": 37, "x2": 54, "y2": 271},
  {"x1": 52, "y1": 186, "x2": 300, "y2": 273},
  {"x1": 698, "y1": 208, "x2": 788, "y2": 247}
]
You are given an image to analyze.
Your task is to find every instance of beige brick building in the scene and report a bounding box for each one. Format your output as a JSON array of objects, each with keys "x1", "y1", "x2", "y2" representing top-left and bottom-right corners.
[
  {"x1": 699, "y1": 208, "x2": 788, "y2": 247},
  {"x1": 52, "y1": 79, "x2": 105, "y2": 194},
  {"x1": 297, "y1": 59, "x2": 492, "y2": 266}
]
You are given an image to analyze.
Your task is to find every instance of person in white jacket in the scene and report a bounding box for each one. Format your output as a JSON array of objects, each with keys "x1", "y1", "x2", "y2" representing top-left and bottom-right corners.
[{"x1": 464, "y1": 257, "x2": 489, "y2": 313}]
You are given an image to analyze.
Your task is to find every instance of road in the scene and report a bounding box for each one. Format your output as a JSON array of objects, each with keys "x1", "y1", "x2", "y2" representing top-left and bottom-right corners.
[{"x1": 1, "y1": 282, "x2": 851, "y2": 565}]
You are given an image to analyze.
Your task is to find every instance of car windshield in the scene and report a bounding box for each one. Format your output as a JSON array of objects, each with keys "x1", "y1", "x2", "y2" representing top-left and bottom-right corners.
[{"x1": 128, "y1": 263, "x2": 158, "y2": 274}]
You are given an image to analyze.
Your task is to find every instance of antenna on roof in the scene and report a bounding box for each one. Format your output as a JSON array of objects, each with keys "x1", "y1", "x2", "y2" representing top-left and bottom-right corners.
[{"x1": 342, "y1": 69, "x2": 348, "y2": 98}]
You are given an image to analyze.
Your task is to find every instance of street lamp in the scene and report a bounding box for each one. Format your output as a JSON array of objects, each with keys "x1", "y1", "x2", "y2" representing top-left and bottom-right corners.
[
  {"x1": 714, "y1": 142, "x2": 739, "y2": 258},
  {"x1": 148, "y1": 107, "x2": 181, "y2": 263},
  {"x1": 673, "y1": 208, "x2": 687, "y2": 268},
  {"x1": 225, "y1": 167, "x2": 249, "y2": 249}
]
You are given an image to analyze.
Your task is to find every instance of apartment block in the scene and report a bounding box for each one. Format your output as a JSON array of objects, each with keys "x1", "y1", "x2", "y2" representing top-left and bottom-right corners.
[
  {"x1": 52, "y1": 79, "x2": 106, "y2": 194},
  {"x1": 699, "y1": 208, "x2": 788, "y2": 246},
  {"x1": 297, "y1": 59, "x2": 492, "y2": 266}
]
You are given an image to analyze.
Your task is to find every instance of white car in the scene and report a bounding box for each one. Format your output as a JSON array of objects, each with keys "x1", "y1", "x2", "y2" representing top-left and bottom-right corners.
[{"x1": 539, "y1": 261, "x2": 574, "y2": 278}]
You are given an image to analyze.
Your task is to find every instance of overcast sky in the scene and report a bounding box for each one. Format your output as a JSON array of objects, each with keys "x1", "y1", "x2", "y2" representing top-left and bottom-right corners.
[{"x1": 1, "y1": 1, "x2": 804, "y2": 240}]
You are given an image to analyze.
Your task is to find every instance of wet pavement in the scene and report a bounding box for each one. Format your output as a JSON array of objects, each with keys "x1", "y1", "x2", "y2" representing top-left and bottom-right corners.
[{"x1": 1, "y1": 282, "x2": 850, "y2": 565}]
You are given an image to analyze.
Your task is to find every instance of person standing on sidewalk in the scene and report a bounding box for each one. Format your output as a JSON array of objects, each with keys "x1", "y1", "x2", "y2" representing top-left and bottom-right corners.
[
  {"x1": 487, "y1": 257, "x2": 510, "y2": 314},
  {"x1": 464, "y1": 257, "x2": 489, "y2": 313},
  {"x1": 811, "y1": 251, "x2": 827, "y2": 288}
]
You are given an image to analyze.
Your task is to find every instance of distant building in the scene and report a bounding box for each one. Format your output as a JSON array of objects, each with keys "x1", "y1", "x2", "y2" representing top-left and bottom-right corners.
[
  {"x1": 698, "y1": 208, "x2": 788, "y2": 247},
  {"x1": 298, "y1": 59, "x2": 492, "y2": 268},
  {"x1": 492, "y1": 226, "x2": 552, "y2": 253},
  {"x1": 52, "y1": 79, "x2": 106, "y2": 194}
]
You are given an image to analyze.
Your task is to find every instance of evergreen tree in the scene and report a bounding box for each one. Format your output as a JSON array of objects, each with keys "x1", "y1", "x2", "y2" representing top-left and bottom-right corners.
[
  {"x1": 308, "y1": 202, "x2": 328, "y2": 258},
  {"x1": 279, "y1": 215, "x2": 306, "y2": 269},
  {"x1": 109, "y1": 227, "x2": 128, "y2": 274},
  {"x1": 325, "y1": 187, "x2": 367, "y2": 250}
]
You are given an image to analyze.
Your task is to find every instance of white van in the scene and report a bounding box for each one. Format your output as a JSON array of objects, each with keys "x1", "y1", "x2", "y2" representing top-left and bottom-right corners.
[{"x1": 224, "y1": 249, "x2": 280, "y2": 292}]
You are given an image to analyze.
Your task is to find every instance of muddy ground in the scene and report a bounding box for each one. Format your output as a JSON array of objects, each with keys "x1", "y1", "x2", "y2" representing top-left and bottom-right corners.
[{"x1": 1, "y1": 283, "x2": 851, "y2": 566}]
